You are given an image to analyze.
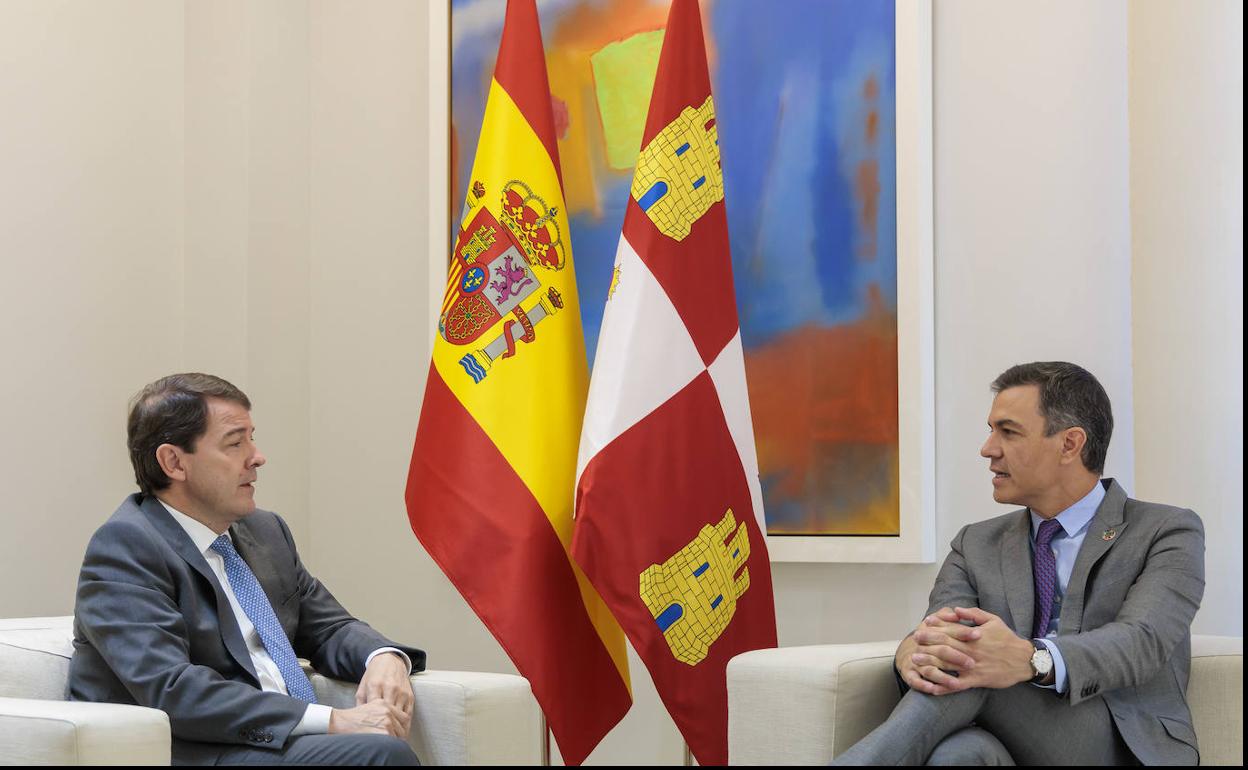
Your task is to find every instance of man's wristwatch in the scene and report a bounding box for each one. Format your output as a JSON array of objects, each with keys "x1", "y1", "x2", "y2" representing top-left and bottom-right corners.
[{"x1": 1029, "y1": 639, "x2": 1054, "y2": 683}]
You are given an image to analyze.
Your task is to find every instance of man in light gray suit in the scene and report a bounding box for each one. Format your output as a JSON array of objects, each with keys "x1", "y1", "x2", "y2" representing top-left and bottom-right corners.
[
  {"x1": 834, "y1": 362, "x2": 1204, "y2": 765},
  {"x1": 71, "y1": 373, "x2": 425, "y2": 765}
]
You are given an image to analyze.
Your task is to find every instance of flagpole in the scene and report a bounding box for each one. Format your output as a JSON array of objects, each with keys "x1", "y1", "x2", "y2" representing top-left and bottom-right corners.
[
  {"x1": 540, "y1": 712, "x2": 551, "y2": 766},
  {"x1": 683, "y1": 741, "x2": 693, "y2": 766}
]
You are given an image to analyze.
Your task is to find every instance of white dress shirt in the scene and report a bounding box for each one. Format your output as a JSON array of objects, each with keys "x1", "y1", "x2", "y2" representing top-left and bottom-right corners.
[{"x1": 160, "y1": 500, "x2": 409, "y2": 735}]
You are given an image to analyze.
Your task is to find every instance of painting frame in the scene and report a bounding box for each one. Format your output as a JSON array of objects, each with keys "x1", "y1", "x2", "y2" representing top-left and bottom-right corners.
[{"x1": 425, "y1": 1, "x2": 935, "y2": 564}]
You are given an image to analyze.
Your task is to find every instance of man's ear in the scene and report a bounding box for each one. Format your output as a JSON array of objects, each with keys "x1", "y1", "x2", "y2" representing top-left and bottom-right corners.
[
  {"x1": 1059, "y1": 427, "x2": 1088, "y2": 466},
  {"x1": 156, "y1": 443, "x2": 188, "y2": 482}
]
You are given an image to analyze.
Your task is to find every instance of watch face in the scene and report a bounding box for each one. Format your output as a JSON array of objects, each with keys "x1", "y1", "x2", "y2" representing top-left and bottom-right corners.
[{"x1": 1032, "y1": 649, "x2": 1053, "y2": 675}]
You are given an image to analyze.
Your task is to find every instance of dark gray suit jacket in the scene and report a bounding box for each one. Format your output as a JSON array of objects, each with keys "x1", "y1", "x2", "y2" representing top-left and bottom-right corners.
[
  {"x1": 927, "y1": 478, "x2": 1205, "y2": 764},
  {"x1": 69, "y1": 494, "x2": 426, "y2": 764}
]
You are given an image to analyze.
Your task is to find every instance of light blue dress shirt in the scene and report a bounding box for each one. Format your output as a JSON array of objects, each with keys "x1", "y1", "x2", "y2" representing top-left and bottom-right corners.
[{"x1": 1028, "y1": 480, "x2": 1106, "y2": 693}]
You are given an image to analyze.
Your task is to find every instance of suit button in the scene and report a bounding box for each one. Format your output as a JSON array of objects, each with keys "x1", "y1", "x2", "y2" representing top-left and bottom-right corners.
[{"x1": 264, "y1": 733, "x2": 273, "y2": 743}]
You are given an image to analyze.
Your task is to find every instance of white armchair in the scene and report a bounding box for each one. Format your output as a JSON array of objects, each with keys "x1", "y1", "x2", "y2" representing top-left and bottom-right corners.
[
  {"x1": 727, "y1": 635, "x2": 1243, "y2": 766},
  {"x1": 0, "y1": 616, "x2": 541, "y2": 766}
]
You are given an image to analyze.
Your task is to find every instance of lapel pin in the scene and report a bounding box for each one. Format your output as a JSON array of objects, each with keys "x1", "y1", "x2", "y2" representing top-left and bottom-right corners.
[{"x1": 1102, "y1": 529, "x2": 1117, "y2": 541}]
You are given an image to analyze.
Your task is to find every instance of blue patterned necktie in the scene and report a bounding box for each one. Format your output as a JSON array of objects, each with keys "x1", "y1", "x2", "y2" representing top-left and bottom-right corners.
[
  {"x1": 210, "y1": 534, "x2": 317, "y2": 703},
  {"x1": 1031, "y1": 518, "x2": 1063, "y2": 639}
]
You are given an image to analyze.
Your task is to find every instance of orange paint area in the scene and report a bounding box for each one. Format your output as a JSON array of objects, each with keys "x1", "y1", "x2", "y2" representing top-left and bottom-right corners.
[{"x1": 745, "y1": 296, "x2": 900, "y2": 535}]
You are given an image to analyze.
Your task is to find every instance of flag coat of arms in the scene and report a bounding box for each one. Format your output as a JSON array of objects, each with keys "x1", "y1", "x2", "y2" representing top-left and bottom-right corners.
[
  {"x1": 572, "y1": 0, "x2": 778, "y2": 764},
  {"x1": 405, "y1": 1, "x2": 630, "y2": 763}
]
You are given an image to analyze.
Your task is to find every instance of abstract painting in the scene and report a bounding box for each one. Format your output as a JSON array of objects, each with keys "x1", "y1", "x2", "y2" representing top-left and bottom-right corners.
[{"x1": 450, "y1": 0, "x2": 933, "y2": 559}]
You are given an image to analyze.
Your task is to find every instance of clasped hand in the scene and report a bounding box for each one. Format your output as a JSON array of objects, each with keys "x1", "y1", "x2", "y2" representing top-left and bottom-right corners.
[
  {"x1": 328, "y1": 652, "x2": 414, "y2": 738},
  {"x1": 896, "y1": 607, "x2": 1035, "y2": 696}
]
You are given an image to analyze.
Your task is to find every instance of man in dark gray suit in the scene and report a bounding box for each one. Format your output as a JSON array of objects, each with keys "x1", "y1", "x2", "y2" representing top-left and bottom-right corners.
[
  {"x1": 71, "y1": 373, "x2": 425, "y2": 765},
  {"x1": 834, "y1": 362, "x2": 1204, "y2": 765}
]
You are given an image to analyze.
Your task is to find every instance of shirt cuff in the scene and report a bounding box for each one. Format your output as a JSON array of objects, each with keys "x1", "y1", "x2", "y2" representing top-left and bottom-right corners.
[
  {"x1": 291, "y1": 703, "x2": 333, "y2": 736},
  {"x1": 1035, "y1": 637, "x2": 1067, "y2": 693},
  {"x1": 366, "y1": 647, "x2": 413, "y2": 675}
]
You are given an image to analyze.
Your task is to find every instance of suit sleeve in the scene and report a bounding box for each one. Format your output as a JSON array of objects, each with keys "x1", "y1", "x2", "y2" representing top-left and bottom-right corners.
[
  {"x1": 925, "y1": 524, "x2": 982, "y2": 617},
  {"x1": 891, "y1": 525, "x2": 981, "y2": 694},
  {"x1": 74, "y1": 518, "x2": 308, "y2": 748},
  {"x1": 1057, "y1": 508, "x2": 1205, "y2": 706},
  {"x1": 271, "y1": 516, "x2": 427, "y2": 681}
]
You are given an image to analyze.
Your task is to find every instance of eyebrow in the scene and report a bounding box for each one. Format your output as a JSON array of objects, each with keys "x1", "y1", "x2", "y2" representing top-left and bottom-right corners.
[
  {"x1": 221, "y1": 427, "x2": 249, "y2": 441},
  {"x1": 990, "y1": 419, "x2": 1025, "y2": 430}
]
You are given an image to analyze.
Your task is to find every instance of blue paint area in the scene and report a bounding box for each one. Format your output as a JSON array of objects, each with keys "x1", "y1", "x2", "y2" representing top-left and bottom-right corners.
[
  {"x1": 675, "y1": 142, "x2": 691, "y2": 156},
  {"x1": 656, "y1": 603, "x2": 683, "y2": 633},
  {"x1": 713, "y1": 0, "x2": 897, "y2": 346},
  {"x1": 711, "y1": 595, "x2": 723, "y2": 610},
  {"x1": 637, "y1": 181, "x2": 669, "y2": 212},
  {"x1": 692, "y1": 561, "x2": 710, "y2": 577},
  {"x1": 692, "y1": 175, "x2": 706, "y2": 190},
  {"x1": 732, "y1": 548, "x2": 740, "y2": 559}
]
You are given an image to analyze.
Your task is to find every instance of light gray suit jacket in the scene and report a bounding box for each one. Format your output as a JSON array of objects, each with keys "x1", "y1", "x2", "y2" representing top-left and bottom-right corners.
[
  {"x1": 69, "y1": 494, "x2": 426, "y2": 765},
  {"x1": 927, "y1": 478, "x2": 1205, "y2": 765}
]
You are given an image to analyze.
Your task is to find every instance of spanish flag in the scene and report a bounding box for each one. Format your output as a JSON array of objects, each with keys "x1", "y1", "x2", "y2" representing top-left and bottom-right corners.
[
  {"x1": 405, "y1": 1, "x2": 630, "y2": 763},
  {"x1": 572, "y1": 0, "x2": 777, "y2": 764}
]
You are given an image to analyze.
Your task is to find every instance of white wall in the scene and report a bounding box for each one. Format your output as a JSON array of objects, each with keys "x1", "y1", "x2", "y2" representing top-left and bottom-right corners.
[
  {"x1": 0, "y1": 0, "x2": 1240, "y2": 765},
  {"x1": 0, "y1": 0, "x2": 185, "y2": 616},
  {"x1": 1129, "y1": 0, "x2": 1244, "y2": 636}
]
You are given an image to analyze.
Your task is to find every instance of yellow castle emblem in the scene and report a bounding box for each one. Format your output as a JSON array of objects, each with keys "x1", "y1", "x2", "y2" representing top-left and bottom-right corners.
[
  {"x1": 639, "y1": 508, "x2": 752, "y2": 666},
  {"x1": 631, "y1": 96, "x2": 724, "y2": 241}
]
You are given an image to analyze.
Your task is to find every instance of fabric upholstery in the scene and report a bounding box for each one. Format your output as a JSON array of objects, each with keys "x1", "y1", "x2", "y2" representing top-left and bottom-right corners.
[
  {"x1": 1, "y1": 617, "x2": 541, "y2": 765},
  {"x1": 727, "y1": 635, "x2": 1242, "y2": 766}
]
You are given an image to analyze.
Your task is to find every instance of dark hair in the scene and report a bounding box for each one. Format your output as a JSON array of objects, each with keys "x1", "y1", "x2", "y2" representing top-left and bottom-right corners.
[
  {"x1": 991, "y1": 362, "x2": 1113, "y2": 474},
  {"x1": 127, "y1": 373, "x2": 251, "y2": 496}
]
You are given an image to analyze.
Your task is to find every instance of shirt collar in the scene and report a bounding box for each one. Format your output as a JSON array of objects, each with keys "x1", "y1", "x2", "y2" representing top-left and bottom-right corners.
[
  {"x1": 158, "y1": 498, "x2": 229, "y2": 556},
  {"x1": 1030, "y1": 480, "x2": 1106, "y2": 539}
]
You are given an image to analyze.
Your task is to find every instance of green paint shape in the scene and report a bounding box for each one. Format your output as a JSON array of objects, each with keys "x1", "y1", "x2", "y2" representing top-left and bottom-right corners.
[{"x1": 591, "y1": 29, "x2": 665, "y2": 171}]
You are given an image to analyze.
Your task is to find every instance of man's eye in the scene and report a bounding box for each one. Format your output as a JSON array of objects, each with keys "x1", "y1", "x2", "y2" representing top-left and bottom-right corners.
[{"x1": 230, "y1": 441, "x2": 243, "y2": 448}]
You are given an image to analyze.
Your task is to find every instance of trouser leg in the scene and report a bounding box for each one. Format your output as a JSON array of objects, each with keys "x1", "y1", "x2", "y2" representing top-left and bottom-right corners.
[
  {"x1": 832, "y1": 684, "x2": 1137, "y2": 766},
  {"x1": 975, "y1": 684, "x2": 1137, "y2": 765},
  {"x1": 926, "y1": 727, "x2": 1015, "y2": 766},
  {"x1": 831, "y1": 688, "x2": 989, "y2": 765},
  {"x1": 209, "y1": 734, "x2": 421, "y2": 766}
]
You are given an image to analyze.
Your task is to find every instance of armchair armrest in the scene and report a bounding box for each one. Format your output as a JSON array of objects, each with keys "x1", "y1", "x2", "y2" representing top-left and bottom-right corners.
[
  {"x1": 727, "y1": 641, "x2": 902, "y2": 765},
  {"x1": 0, "y1": 696, "x2": 170, "y2": 766},
  {"x1": 309, "y1": 670, "x2": 542, "y2": 766}
]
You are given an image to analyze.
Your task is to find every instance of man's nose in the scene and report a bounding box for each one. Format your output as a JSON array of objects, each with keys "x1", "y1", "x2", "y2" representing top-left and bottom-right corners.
[
  {"x1": 980, "y1": 436, "x2": 999, "y2": 458},
  {"x1": 250, "y1": 447, "x2": 266, "y2": 468}
]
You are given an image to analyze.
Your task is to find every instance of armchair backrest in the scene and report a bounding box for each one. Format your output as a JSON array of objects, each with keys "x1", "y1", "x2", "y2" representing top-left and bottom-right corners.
[{"x1": 0, "y1": 616, "x2": 74, "y2": 701}]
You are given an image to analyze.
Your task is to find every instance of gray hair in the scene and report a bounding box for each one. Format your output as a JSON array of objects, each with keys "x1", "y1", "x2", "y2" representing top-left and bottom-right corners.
[{"x1": 991, "y1": 362, "x2": 1113, "y2": 474}]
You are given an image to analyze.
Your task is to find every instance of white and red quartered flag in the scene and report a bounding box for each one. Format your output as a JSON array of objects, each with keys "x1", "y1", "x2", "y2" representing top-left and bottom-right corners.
[{"x1": 571, "y1": 0, "x2": 777, "y2": 764}]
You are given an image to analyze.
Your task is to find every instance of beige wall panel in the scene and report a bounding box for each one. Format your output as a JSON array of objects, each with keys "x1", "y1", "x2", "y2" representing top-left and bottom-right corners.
[
  {"x1": 0, "y1": 0, "x2": 185, "y2": 616},
  {"x1": 1129, "y1": 0, "x2": 1244, "y2": 636},
  {"x1": 305, "y1": 0, "x2": 488, "y2": 666}
]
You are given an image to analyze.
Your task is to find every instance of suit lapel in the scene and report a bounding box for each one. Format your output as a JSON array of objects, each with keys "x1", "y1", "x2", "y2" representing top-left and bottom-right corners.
[
  {"x1": 139, "y1": 496, "x2": 260, "y2": 685},
  {"x1": 230, "y1": 521, "x2": 292, "y2": 628},
  {"x1": 1060, "y1": 479, "x2": 1128, "y2": 634},
  {"x1": 1001, "y1": 510, "x2": 1035, "y2": 634}
]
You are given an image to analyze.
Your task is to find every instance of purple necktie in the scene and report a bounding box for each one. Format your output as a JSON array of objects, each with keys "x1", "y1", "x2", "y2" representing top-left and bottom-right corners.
[{"x1": 1031, "y1": 519, "x2": 1063, "y2": 639}]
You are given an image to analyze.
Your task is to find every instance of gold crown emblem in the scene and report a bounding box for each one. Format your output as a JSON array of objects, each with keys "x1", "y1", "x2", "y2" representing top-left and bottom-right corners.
[{"x1": 499, "y1": 180, "x2": 566, "y2": 271}]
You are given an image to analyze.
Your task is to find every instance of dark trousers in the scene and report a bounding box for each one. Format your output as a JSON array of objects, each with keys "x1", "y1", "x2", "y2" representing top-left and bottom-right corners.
[
  {"x1": 189, "y1": 734, "x2": 420, "y2": 766},
  {"x1": 832, "y1": 684, "x2": 1138, "y2": 765}
]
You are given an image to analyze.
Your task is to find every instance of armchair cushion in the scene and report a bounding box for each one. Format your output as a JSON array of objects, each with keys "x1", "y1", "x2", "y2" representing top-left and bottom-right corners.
[{"x1": 727, "y1": 635, "x2": 1242, "y2": 766}]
